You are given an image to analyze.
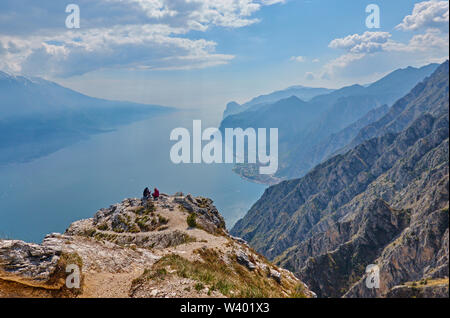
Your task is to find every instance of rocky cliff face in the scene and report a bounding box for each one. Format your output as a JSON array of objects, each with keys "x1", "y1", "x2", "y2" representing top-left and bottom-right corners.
[
  {"x1": 0, "y1": 193, "x2": 315, "y2": 298},
  {"x1": 231, "y1": 61, "x2": 449, "y2": 298}
]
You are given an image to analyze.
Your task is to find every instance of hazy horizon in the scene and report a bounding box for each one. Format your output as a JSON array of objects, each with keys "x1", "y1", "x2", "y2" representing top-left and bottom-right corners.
[{"x1": 1, "y1": 0, "x2": 448, "y2": 110}]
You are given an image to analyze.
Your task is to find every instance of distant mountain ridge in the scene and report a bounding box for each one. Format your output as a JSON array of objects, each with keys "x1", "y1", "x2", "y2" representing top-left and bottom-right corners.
[
  {"x1": 0, "y1": 71, "x2": 170, "y2": 119},
  {"x1": 223, "y1": 85, "x2": 334, "y2": 118},
  {"x1": 0, "y1": 71, "x2": 173, "y2": 165},
  {"x1": 220, "y1": 63, "x2": 439, "y2": 183},
  {"x1": 231, "y1": 61, "x2": 449, "y2": 298}
]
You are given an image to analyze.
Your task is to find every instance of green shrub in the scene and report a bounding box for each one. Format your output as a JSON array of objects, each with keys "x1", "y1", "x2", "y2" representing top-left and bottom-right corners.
[
  {"x1": 97, "y1": 223, "x2": 108, "y2": 231},
  {"x1": 291, "y1": 284, "x2": 307, "y2": 298},
  {"x1": 187, "y1": 213, "x2": 197, "y2": 228},
  {"x1": 82, "y1": 228, "x2": 96, "y2": 237},
  {"x1": 158, "y1": 215, "x2": 169, "y2": 224}
]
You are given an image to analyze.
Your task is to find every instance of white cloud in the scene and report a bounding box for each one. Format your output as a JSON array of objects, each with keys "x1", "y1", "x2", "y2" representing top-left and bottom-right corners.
[
  {"x1": 290, "y1": 56, "x2": 306, "y2": 62},
  {"x1": 386, "y1": 28, "x2": 449, "y2": 53},
  {"x1": 321, "y1": 53, "x2": 365, "y2": 79},
  {"x1": 408, "y1": 28, "x2": 449, "y2": 49},
  {"x1": 260, "y1": 0, "x2": 285, "y2": 4},
  {"x1": 323, "y1": 1, "x2": 449, "y2": 81},
  {"x1": 0, "y1": 24, "x2": 237, "y2": 77},
  {"x1": 0, "y1": 0, "x2": 283, "y2": 77},
  {"x1": 396, "y1": 0, "x2": 449, "y2": 32},
  {"x1": 329, "y1": 31, "x2": 391, "y2": 54}
]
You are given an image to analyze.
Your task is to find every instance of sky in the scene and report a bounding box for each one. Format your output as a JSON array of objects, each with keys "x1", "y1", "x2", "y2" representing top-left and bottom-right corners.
[{"x1": 0, "y1": 0, "x2": 448, "y2": 109}]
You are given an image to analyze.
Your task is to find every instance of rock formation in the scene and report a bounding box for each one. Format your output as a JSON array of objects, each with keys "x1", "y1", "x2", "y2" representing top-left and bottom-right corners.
[{"x1": 0, "y1": 193, "x2": 315, "y2": 298}]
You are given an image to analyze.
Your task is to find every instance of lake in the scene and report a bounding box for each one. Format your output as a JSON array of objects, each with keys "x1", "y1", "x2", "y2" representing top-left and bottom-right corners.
[{"x1": 0, "y1": 109, "x2": 266, "y2": 243}]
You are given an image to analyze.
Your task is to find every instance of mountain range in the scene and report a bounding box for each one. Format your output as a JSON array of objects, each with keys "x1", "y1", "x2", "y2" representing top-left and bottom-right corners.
[
  {"x1": 0, "y1": 71, "x2": 173, "y2": 165},
  {"x1": 231, "y1": 61, "x2": 449, "y2": 298},
  {"x1": 223, "y1": 85, "x2": 334, "y2": 119},
  {"x1": 220, "y1": 63, "x2": 439, "y2": 184},
  {"x1": 1, "y1": 61, "x2": 448, "y2": 299}
]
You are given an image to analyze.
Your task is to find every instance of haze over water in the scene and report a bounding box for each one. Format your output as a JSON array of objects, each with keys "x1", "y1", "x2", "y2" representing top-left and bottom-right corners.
[{"x1": 0, "y1": 109, "x2": 266, "y2": 243}]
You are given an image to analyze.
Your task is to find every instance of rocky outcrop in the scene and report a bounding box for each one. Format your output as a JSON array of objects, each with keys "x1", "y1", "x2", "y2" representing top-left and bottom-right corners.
[
  {"x1": 231, "y1": 61, "x2": 449, "y2": 298},
  {"x1": 173, "y1": 194, "x2": 226, "y2": 233},
  {"x1": 384, "y1": 279, "x2": 449, "y2": 298},
  {"x1": 0, "y1": 240, "x2": 62, "y2": 289},
  {"x1": 0, "y1": 193, "x2": 313, "y2": 298},
  {"x1": 236, "y1": 248, "x2": 257, "y2": 271}
]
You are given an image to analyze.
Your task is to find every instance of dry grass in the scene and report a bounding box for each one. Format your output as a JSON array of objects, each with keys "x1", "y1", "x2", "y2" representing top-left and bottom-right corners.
[
  {"x1": 406, "y1": 277, "x2": 449, "y2": 288},
  {"x1": 131, "y1": 248, "x2": 305, "y2": 298}
]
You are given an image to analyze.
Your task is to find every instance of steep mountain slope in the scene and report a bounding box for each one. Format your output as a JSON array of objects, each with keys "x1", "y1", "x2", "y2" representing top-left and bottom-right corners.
[
  {"x1": 342, "y1": 62, "x2": 448, "y2": 152},
  {"x1": 231, "y1": 61, "x2": 449, "y2": 298},
  {"x1": 223, "y1": 85, "x2": 334, "y2": 118},
  {"x1": 283, "y1": 62, "x2": 446, "y2": 179},
  {"x1": 359, "y1": 63, "x2": 440, "y2": 104},
  {"x1": 0, "y1": 193, "x2": 315, "y2": 298},
  {"x1": 285, "y1": 104, "x2": 390, "y2": 175},
  {"x1": 220, "y1": 63, "x2": 439, "y2": 183},
  {"x1": 0, "y1": 71, "x2": 172, "y2": 165}
]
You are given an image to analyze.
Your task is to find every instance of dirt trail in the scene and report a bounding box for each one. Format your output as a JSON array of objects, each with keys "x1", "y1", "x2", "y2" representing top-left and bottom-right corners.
[{"x1": 82, "y1": 270, "x2": 143, "y2": 298}]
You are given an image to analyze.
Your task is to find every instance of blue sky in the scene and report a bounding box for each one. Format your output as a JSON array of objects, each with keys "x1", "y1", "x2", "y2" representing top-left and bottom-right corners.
[{"x1": 0, "y1": 0, "x2": 448, "y2": 109}]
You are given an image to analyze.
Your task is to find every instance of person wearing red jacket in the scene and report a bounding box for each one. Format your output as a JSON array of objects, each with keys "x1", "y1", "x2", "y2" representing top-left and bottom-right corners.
[{"x1": 152, "y1": 187, "x2": 160, "y2": 200}]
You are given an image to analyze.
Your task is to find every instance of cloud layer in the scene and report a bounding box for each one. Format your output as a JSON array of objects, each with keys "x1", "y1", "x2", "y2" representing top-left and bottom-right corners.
[
  {"x1": 396, "y1": 0, "x2": 449, "y2": 31},
  {"x1": 321, "y1": 1, "x2": 449, "y2": 81},
  {"x1": 328, "y1": 31, "x2": 391, "y2": 54},
  {"x1": 0, "y1": 0, "x2": 284, "y2": 77}
]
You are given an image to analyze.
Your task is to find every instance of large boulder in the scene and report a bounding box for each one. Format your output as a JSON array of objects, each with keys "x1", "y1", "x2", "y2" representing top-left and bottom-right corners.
[{"x1": 0, "y1": 239, "x2": 63, "y2": 289}]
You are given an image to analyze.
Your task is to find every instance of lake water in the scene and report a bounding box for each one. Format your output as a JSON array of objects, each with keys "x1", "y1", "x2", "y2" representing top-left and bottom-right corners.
[{"x1": 0, "y1": 109, "x2": 266, "y2": 243}]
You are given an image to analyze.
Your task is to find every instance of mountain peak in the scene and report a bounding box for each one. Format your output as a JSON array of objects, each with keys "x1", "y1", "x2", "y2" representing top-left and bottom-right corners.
[
  {"x1": 278, "y1": 95, "x2": 307, "y2": 107},
  {"x1": 223, "y1": 85, "x2": 334, "y2": 119}
]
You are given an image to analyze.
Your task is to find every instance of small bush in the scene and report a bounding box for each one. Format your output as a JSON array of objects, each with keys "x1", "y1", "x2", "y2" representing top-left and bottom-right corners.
[
  {"x1": 82, "y1": 228, "x2": 96, "y2": 237},
  {"x1": 143, "y1": 201, "x2": 156, "y2": 213},
  {"x1": 158, "y1": 215, "x2": 169, "y2": 224},
  {"x1": 133, "y1": 207, "x2": 144, "y2": 214},
  {"x1": 112, "y1": 227, "x2": 124, "y2": 233},
  {"x1": 128, "y1": 224, "x2": 140, "y2": 233},
  {"x1": 97, "y1": 223, "x2": 108, "y2": 231},
  {"x1": 194, "y1": 283, "x2": 204, "y2": 291},
  {"x1": 136, "y1": 216, "x2": 150, "y2": 231},
  {"x1": 291, "y1": 284, "x2": 307, "y2": 298},
  {"x1": 187, "y1": 213, "x2": 197, "y2": 228}
]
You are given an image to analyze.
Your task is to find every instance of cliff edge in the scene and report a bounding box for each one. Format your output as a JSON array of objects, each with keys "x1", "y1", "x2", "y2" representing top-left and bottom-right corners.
[{"x1": 0, "y1": 193, "x2": 315, "y2": 298}]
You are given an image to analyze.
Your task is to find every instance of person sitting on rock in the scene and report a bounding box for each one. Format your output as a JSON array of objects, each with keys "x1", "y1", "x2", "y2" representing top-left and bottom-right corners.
[
  {"x1": 143, "y1": 187, "x2": 151, "y2": 201},
  {"x1": 152, "y1": 187, "x2": 160, "y2": 201}
]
